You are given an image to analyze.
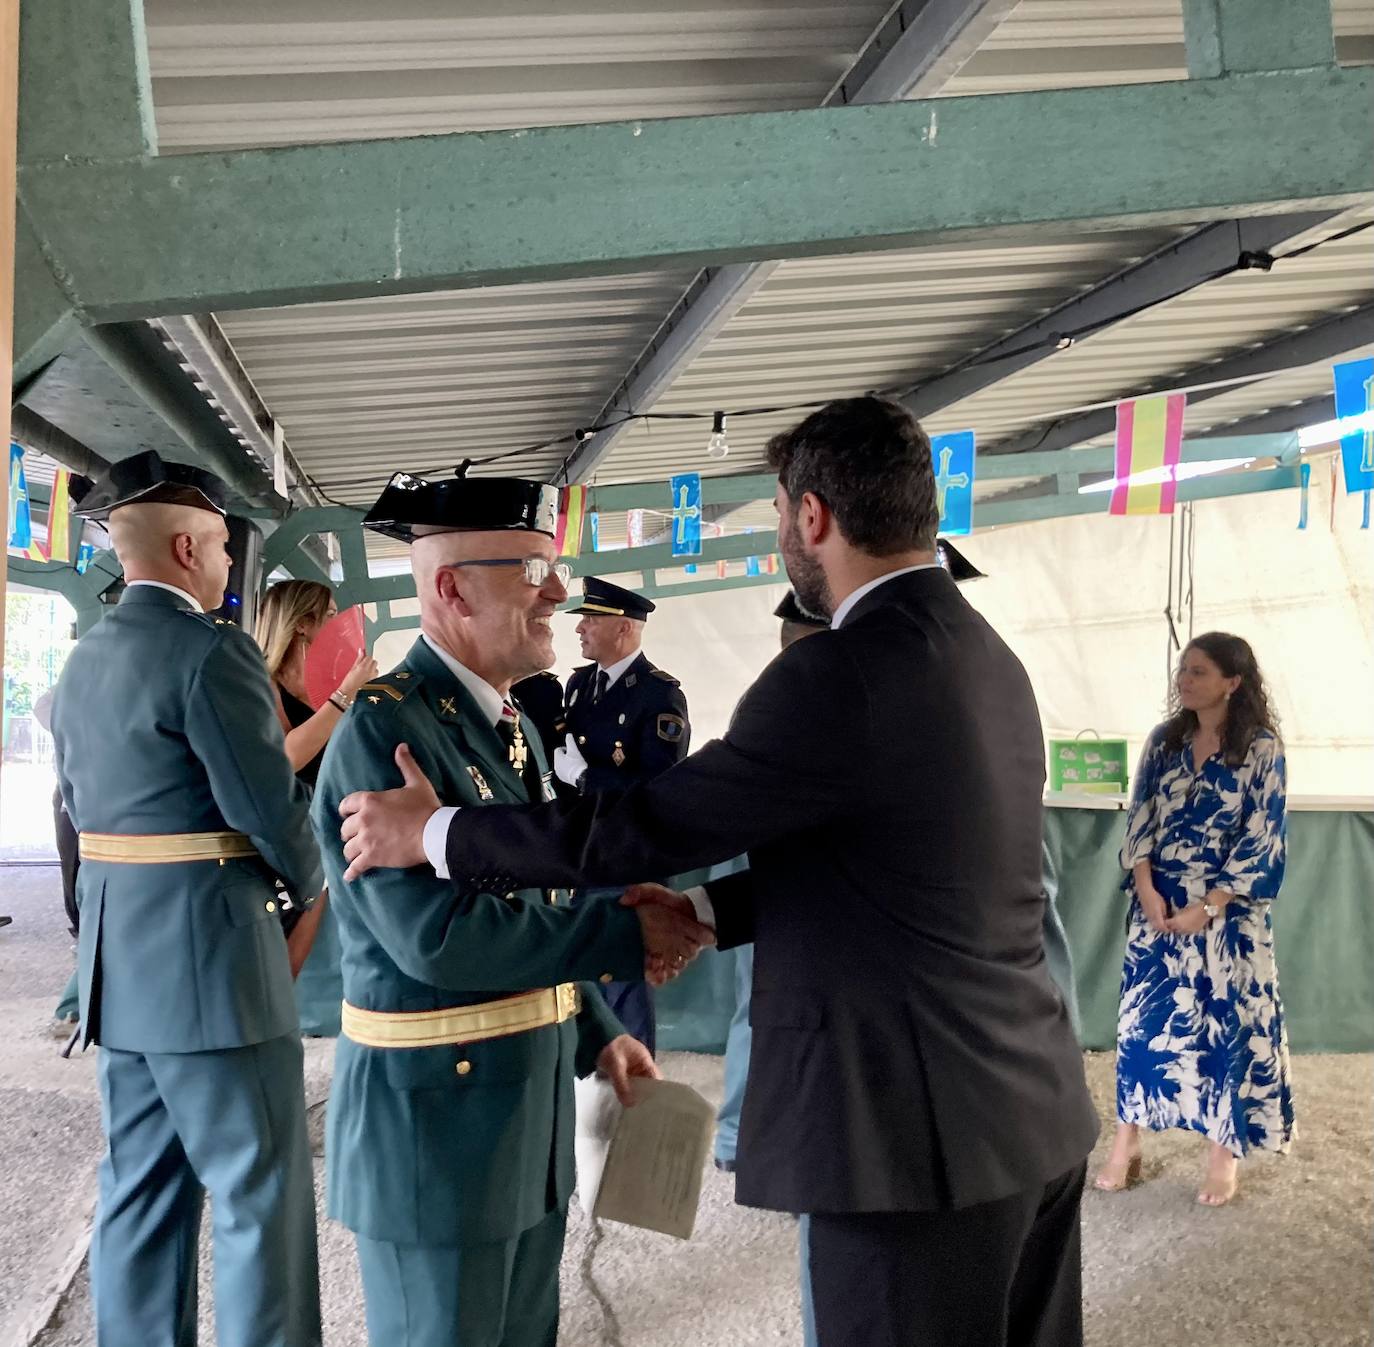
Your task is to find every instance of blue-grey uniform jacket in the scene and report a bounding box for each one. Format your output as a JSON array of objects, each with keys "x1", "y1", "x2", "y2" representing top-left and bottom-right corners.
[{"x1": 51, "y1": 584, "x2": 323, "y2": 1052}]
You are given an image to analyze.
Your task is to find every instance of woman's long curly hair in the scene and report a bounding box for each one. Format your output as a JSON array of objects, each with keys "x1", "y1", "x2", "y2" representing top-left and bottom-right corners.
[{"x1": 1160, "y1": 631, "x2": 1280, "y2": 766}]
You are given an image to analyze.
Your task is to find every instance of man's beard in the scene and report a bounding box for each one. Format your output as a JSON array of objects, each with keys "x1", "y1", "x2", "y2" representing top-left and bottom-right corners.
[{"x1": 780, "y1": 526, "x2": 832, "y2": 621}]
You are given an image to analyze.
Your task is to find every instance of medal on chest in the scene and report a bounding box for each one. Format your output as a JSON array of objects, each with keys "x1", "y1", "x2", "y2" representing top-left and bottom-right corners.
[
  {"x1": 612, "y1": 740, "x2": 626, "y2": 767},
  {"x1": 509, "y1": 719, "x2": 528, "y2": 773}
]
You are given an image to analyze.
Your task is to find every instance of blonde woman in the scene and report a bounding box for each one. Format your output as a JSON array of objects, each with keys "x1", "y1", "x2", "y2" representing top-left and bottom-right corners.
[
  {"x1": 256, "y1": 580, "x2": 377, "y2": 789},
  {"x1": 256, "y1": 580, "x2": 375, "y2": 986}
]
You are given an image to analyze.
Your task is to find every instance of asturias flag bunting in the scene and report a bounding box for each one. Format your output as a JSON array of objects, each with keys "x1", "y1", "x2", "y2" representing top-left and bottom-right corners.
[
  {"x1": 1332, "y1": 357, "x2": 1374, "y2": 496},
  {"x1": 1109, "y1": 393, "x2": 1186, "y2": 516}
]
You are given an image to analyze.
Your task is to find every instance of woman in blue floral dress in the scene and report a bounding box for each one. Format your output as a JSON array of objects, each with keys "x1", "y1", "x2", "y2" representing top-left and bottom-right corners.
[{"x1": 1094, "y1": 632, "x2": 1293, "y2": 1206}]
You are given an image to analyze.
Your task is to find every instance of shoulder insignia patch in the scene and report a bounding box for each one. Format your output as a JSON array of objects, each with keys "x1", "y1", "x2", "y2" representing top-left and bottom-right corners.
[
  {"x1": 650, "y1": 669, "x2": 680, "y2": 686},
  {"x1": 359, "y1": 682, "x2": 405, "y2": 702},
  {"x1": 657, "y1": 713, "x2": 687, "y2": 743}
]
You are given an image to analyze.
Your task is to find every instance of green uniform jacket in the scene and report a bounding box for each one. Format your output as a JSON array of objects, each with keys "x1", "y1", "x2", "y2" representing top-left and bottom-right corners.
[
  {"x1": 50, "y1": 585, "x2": 323, "y2": 1053},
  {"x1": 310, "y1": 637, "x2": 645, "y2": 1246}
]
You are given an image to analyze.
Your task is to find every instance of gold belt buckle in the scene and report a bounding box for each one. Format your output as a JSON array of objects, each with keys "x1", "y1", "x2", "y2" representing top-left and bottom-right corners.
[{"x1": 556, "y1": 983, "x2": 580, "y2": 1021}]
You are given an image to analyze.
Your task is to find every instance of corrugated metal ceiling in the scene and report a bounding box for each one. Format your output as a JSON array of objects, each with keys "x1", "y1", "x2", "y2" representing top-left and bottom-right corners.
[{"x1": 141, "y1": 1, "x2": 1374, "y2": 542}]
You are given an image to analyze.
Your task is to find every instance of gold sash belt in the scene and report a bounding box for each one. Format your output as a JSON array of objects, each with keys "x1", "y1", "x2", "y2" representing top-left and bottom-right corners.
[
  {"x1": 341, "y1": 984, "x2": 582, "y2": 1050},
  {"x1": 79, "y1": 830, "x2": 259, "y2": 864}
]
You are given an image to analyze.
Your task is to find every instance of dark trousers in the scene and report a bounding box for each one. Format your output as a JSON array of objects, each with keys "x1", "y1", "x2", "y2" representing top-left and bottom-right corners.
[
  {"x1": 807, "y1": 1162, "x2": 1086, "y2": 1347},
  {"x1": 52, "y1": 787, "x2": 80, "y2": 936}
]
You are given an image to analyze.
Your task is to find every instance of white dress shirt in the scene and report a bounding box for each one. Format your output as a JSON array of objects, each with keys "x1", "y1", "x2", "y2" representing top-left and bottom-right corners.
[
  {"x1": 126, "y1": 579, "x2": 204, "y2": 613},
  {"x1": 828, "y1": 562, "x2": 941, "y2": 629},
  {"x1": 597, "y1": 649, "x2": 640, "y2": 691}
]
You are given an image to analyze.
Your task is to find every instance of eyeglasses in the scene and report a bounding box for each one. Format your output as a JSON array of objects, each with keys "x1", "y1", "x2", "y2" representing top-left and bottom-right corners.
[{"x1": 442, "y1": 557, "x2": 572, "y2": 588}]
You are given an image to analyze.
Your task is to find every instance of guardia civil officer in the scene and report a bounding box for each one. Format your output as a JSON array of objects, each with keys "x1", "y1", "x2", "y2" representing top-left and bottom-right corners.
[
  {"x1": 50, "y1": 452, "x2": 324, "y2": 1347},
  {"x1": 341, "y1": 399, "x2": 1100, "y2": 1347},
  {"x1": 309, "y1": 471, "x2": 710, "y2": 1347},
  {"x1": 548, "y1": 577, "x2": 690, "y2": 1053}
]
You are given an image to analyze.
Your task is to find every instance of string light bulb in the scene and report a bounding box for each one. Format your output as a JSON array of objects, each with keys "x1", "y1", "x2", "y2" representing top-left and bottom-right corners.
[{"x1": 707, "y1": 410, "x2": 730, "y2": 459}]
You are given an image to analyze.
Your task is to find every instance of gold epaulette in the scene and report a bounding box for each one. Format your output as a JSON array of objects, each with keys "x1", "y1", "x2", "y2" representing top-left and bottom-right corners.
[{"x1": 355, "y1": 671, "x2": 419, "y2": 707}]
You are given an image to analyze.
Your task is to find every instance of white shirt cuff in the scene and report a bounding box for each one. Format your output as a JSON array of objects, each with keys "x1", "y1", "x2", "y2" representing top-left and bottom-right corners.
[
  {"x1": 684, "y1": 886, "x2": 716, "y2": 929},
  {"x1": 423, "y1": 807, "x2": 459, "y2": 879}
]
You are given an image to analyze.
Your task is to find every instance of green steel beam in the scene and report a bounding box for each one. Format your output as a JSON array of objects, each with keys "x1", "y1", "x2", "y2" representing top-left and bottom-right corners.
[
  {"x1": 81, "y1": 322, "x2": 293, "y2": 517},
  {"x1": 13, "y1": 0, "x2": 156, "y2": 385},
  {"x1": 261, "y1": 506, "x2": 362, "y2": 574},
  {"x1": 17, "y1": 0, "x2": 157, "y2": 164},
  {"x1": 12, "y1": 216, "x2": 76, "y2": 387},
  {"x1": 334, "y1": 574, "x2": 416, "y2": 610},
  {"x1": 7, "y1": 556, "x2": 109, "y2": 627},
  {"x1": 1183, "y1": 0, "x2": 1336, "y2": 79},
  {"x1": 980, "y1": 462, "x2": 1300, "y2": 527},
  {"x1": 16, "y1": 69, "x2": 1374, "y2": 321},
  {"x1": 330, "y1": 456, "x2": 1301, "y2": 619},
  {"x1": 275, "y1": 432, "x2": 1305, "y2": 612},
  {"x1": 587, "y1": 473, "x2": 777, "y2": 515}
]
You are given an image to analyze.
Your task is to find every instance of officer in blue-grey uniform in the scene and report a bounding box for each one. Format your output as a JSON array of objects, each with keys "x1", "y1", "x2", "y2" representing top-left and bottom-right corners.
[
  {"x1": 50, "y1": 451, "x2": 324, "y2": 1347},
  {"x1": 551, "y1": 576, "x2": 691, "y2": 1053},
  {"x1": 311, "y1": 471, "x2": 703, "y2": 1347}
]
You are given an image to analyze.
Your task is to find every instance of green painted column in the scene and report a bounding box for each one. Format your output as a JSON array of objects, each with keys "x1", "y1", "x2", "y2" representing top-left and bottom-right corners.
[
  {"x1": 16, "y1": 0, "x2": 156, "y2": 163},
  {"x1": 1183, "y1": 0, "x2": 1336, "y2": 78}
]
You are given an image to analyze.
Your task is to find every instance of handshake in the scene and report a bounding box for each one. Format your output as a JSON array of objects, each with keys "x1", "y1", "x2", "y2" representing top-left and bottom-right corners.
[{"x1": 619, "y1": 884, "x2": 716, "y2": 986}]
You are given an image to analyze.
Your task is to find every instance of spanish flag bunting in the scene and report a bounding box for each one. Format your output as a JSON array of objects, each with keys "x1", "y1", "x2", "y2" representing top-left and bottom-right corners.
[
  {"x1": 554, "y1": 485, "x2": 587, "y2": 558},
  {"x1": 1109, "y1": 393, "x2": 1186, "y2": 516}
]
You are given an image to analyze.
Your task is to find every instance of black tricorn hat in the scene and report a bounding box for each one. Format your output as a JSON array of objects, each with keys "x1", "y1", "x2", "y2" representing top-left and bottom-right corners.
[
  {"x1": 569, "y1": 575, "x2": 656, "y2": 621},
  {"x1": 362, "y1": 472, "x2": 560, "y2": 544},
  {"x1": 72, "y1": 450, "x2": 228, "y2": 521},
  {"x1": 937, "y1": 538, "x2": 986, "y2": 583},
  {"x1": 773, "y1": 589, "x2": 828, "y2": 628}
]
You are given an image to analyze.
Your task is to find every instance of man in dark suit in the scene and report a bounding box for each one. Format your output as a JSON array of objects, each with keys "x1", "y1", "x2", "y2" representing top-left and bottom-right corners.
[
  {"x1": 550, "y1": 576, "x2": 691, "y2": 1052},
  {"x1": 338, "y1": 397, "x2": 1100, "y2": 1347}
]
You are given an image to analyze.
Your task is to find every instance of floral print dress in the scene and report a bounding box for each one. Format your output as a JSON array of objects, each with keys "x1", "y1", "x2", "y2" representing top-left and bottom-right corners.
[{"x1": 1115, "y1": 726, "x2": 1294, "y2": 1157}]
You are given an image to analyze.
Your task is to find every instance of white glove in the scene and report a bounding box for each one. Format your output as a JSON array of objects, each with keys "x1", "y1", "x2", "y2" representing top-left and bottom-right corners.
[{"x1": 553, "y1": 733, "x2": 588, "y2": 788}]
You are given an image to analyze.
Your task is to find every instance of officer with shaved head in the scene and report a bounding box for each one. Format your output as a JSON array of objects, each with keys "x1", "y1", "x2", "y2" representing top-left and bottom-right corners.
[{"x1": 51, "y1": 451, "x2": 325, "y2": 1347}]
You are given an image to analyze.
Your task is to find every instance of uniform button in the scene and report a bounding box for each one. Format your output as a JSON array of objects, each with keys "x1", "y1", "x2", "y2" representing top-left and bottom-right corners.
[
  {"x1": 504, "y1": 891, "x2": 516, "y2": 901},
  {"x1": 455, "y1": 1060, "x2": 472, "y2": 1076},
  {"x1": 599, "y1": 973, "x2": 613, "y2": 985},
  {"x1": 578, "y1": 736, "x2": 587, "y2": 746},
  {"x1": 265, "y1": 900, "x2": 277, "y2": 914}
]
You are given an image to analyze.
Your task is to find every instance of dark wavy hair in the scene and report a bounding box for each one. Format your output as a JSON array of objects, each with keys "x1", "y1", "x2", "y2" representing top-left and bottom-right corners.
[
  {"x1": 1160, "y1": 632, "x2": 1280, "y2": 765},
  {"x1": 765, "y1": 397, "x2": 939, "y2": 555}
]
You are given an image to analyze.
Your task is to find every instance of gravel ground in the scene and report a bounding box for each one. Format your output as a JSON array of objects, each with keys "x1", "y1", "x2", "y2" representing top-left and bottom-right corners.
[{"x1": 3, "y1": 868, "x2": 1369, "y2": 1347}]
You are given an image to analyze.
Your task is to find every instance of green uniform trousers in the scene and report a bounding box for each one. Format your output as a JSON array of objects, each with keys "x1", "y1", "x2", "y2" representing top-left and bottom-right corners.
[
  {"x1": 355, "y1": 1205, "x2": 566, "y2": 1347},
  {"x1": 92, "y1": 1035, "x2": 320, "y2": 1347}
]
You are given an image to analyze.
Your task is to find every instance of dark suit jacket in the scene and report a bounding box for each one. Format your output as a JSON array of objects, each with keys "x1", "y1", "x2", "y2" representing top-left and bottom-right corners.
[{"x1": 445, "y1": 568, "x2": 1099, "y2": 1214}]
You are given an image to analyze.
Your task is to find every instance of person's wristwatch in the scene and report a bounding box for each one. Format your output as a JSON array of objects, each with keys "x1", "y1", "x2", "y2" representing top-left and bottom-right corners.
[{"x1": 1202, "y1": 900, "x2": 1220, "y2": 921}]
